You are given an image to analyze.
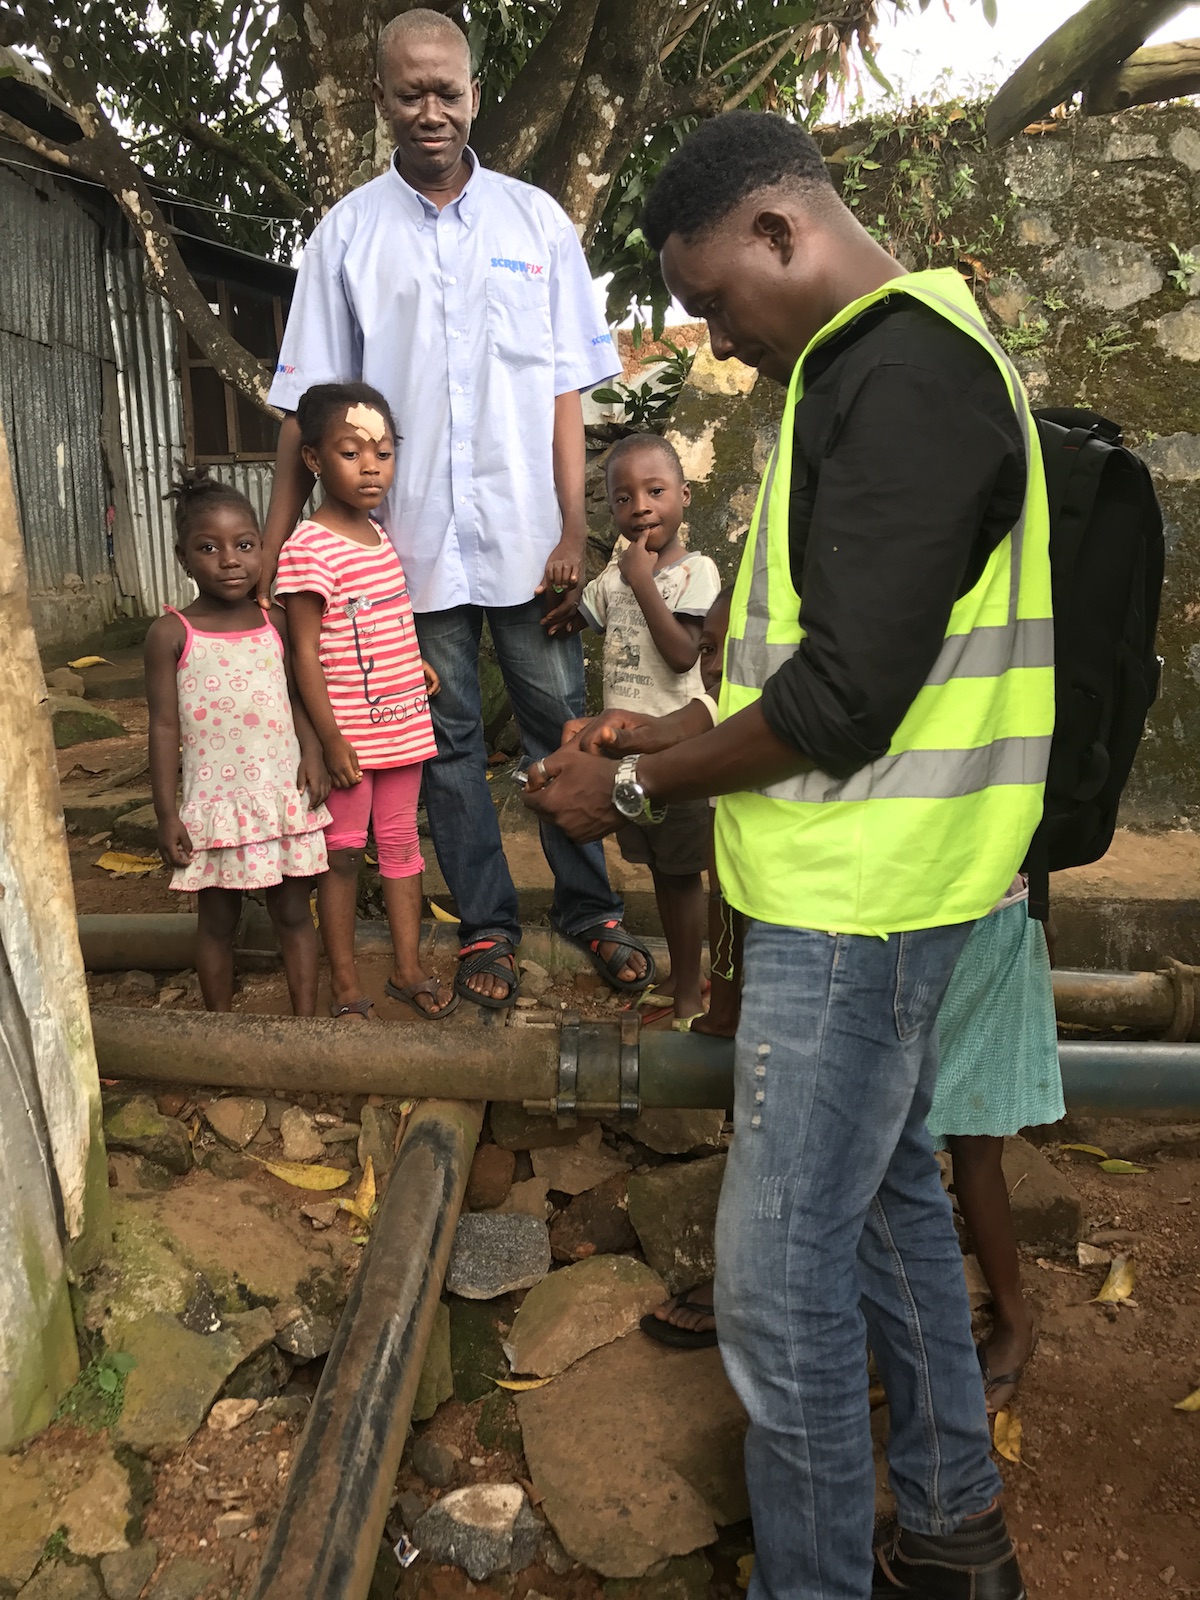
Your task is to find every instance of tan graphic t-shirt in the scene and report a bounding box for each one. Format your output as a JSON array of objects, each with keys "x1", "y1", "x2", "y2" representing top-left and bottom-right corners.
[{"x1": 581, "y1": 550, "x2": 722, "y2": 717}]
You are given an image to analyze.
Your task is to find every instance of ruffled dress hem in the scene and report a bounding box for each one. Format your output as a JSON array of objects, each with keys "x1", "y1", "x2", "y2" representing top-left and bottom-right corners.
[{"x1": 170, "y1": 829, "x2": 328, "y2": 893}]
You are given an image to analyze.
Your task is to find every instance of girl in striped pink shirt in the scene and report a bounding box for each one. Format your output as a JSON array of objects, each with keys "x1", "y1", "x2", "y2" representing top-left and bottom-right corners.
[{"x1": 276, "y1": 383, "x2": 457, "y2": 1020}]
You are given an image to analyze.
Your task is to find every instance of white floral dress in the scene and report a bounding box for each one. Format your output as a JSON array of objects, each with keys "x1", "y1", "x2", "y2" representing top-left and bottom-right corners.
[{"x1": 166, "y1": 607, "x2": 331, "y2": 893}]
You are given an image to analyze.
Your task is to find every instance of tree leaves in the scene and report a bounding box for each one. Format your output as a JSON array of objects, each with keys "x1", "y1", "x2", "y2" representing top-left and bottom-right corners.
[
  {"x1": 1092, "y1": 1256, "x2": 1136, "y2": 1304},
  {"x1": 254, "y1": 1157, "x2": 350, "y2": 1189}
]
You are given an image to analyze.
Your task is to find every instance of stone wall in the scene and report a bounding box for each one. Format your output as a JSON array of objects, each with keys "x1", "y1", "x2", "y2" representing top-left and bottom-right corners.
[{"x1": 660, "y1": 103, "x2": 1200, "y2": 830}]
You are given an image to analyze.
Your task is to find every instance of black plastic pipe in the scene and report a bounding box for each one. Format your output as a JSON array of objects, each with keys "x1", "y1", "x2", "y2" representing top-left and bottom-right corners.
[{"x1": 248, "y1": 1099, "x2": 481, "y2": 1600}]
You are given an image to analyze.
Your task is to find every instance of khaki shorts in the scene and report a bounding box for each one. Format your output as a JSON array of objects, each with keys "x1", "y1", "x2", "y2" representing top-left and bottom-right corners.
[{"x1": 615, "y1": 798, "x2": 709, "y2": 877}]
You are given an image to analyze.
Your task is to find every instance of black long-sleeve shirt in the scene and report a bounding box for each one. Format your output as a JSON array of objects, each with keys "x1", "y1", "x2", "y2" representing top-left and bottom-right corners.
[{"x1": 759, "y1": 298, "x2": 1027, "y2": 777}]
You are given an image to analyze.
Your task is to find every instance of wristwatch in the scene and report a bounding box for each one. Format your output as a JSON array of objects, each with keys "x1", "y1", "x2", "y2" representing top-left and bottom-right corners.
[{"x1": 612, "y1": 755, "x2": 666, "y2": 824}]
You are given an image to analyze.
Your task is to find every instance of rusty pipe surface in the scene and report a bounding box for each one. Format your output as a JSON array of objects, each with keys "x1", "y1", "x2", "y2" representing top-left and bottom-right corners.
[
  {"x1": 79, "y1": 915, "x2": 200, "y2": 972},
  {"x1": 250, "y1": 1099, "x2": 482, "y2": 1600},
  {"x1": 1052, "y1": 968, "x2": 1180, "y2": 1033},
  {"x1": 90, "y1": 1006, "x2": 560, "y2": 1100}
]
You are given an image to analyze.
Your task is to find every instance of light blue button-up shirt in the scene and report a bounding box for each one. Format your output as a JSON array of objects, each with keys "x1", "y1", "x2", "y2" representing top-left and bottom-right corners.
[{"x1": 269, "y1": 153, "x2": 619, "y2": 613}]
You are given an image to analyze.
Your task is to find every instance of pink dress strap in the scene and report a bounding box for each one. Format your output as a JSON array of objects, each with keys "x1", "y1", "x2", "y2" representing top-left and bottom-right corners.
[{"x1": 162, "y1": 605, "x2": 197, "y2": 667}]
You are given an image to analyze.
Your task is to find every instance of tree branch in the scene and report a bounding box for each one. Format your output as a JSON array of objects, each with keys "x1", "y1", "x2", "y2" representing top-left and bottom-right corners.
[
  {"x1": 177, "y1": 115, "x2": 307, "y2": 217},
  {"x1": 708, "y1": 23, "x2": 809, "y2": 82},
  {"x1": 660, "y1": 0, "x2": 709, "y2": 61},
  {"x1": 721, "y1": 22, "x2": 813, "y2": 110},
  {"x1": 473, "y1": 0, "x2": 601, "y2": 174}
]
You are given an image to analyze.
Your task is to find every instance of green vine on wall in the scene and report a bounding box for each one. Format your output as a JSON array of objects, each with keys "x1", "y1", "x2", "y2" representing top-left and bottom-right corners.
[{"x1": 831, "y1": 100, "x2": 1015, "y2": 277}]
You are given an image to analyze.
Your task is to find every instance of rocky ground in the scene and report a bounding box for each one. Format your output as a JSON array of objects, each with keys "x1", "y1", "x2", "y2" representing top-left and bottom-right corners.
[{"x1": 6, "y1": 658, "x2": 1197, "y2": 1600}]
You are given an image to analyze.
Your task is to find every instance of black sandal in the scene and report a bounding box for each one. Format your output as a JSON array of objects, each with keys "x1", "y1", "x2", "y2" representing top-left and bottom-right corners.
[
  {"x1": 454, "y1": 937, "x2": 518, "y2": 1010},
  {"x1": 639, "y1": 1291, "x2": 718, "y2": 1350},
  {"x1": 563, "y1": 919, "x2": 656, "y2": 995},
  {"x1": 331, "y1": 996, "x2": 373, "y2": 1020}
]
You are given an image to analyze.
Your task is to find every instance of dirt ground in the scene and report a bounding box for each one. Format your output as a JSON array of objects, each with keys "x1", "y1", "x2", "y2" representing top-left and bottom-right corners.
[{"x1": 40, "y1": 685, "x2": 1200, "y2": 1597}]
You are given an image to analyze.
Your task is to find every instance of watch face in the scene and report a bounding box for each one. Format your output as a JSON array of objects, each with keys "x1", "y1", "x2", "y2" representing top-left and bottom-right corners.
[{"x1": 613, "y1": 781, "x2": 642, "y2": 819}]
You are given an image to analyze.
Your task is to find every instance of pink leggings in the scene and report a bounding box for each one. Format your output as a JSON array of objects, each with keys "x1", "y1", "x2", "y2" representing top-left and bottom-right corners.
[{"x1": 323, "y1": 763, "x2": 425, "y2": 879}]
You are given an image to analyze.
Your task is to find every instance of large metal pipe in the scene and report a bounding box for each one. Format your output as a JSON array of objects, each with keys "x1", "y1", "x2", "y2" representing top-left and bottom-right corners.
[
  {"x1": 80, "y1": 915, "x2": 1200, "y2": 1038},
  {"x1": 249, "y1": 1099, "x2": 481, "y2": 1600},
  {"x1": 90, "y1": 1007, "x2": 560, "y2": 1101},
  {"x1": 90, "y1": 1005, "x2": 1200, "y2": 1116}
]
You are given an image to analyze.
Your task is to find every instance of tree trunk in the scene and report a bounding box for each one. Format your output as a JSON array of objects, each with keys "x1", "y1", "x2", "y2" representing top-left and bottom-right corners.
[
  {"x1": 274, "y1": 0, "x2": 381, "y2": 215},
  {"x1": 0, "y1": 416, "x2": 109, "y2": 1448},
  {"x1": 536, "y1": 0, "x2": 678, "y2": 243},
  {"x1": 473, "y1": 0, "x2": 601, "y2": 175},
  {"x1": 986, "y1": 0, "x2": 1187, "y2": 145},
  {"x1": 1084, "y1": 37, "x2": 1200, "y2": 113}
]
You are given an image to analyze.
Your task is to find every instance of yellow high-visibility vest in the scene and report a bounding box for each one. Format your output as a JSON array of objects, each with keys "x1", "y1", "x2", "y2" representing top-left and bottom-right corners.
[{"x1": 716, "y1": 268, "x2": 1054, "y2": 935}]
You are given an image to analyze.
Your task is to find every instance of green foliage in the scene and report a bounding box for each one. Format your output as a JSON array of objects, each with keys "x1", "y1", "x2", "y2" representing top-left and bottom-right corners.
[
  {"x1": 592, "y1": 337, "x2": 696, "y2": 427},
  {"x1": 1085, "y1": 323, "x2": 1139, "y2": 372},
  {"x1": 836, "y1": 99, "x2": 1014, "y2": 268},
  {"x1": 40, "y1": 1528, "x2": 68, "y2": 1564},
  {"x1": 1168, "y1": 243, "x2": 1200, "y2": 293},
  {"x1": 998, "y1": 316, "x2": 1048, "y2": 356},
  {"x1": 55, "y1": 1348, "x2": 137, "y2": 1432}
]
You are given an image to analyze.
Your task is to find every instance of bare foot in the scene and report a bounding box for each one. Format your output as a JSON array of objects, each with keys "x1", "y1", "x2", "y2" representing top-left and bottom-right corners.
[
  {"x1": 689, "y1": 1010, "x2": 737, "y2": 1038},
  {"x1": 653, "y1": 1281, "x2": 715, "y2": 1334},
  {"x1": 979, "y1": 1316, "x2": 1037, "y2": 1414}
]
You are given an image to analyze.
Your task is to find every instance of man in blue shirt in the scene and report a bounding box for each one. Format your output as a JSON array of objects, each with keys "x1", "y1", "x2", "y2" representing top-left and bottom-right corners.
[{"x1": 262, "y1": 8, "x2": 654, "y2": 1006}]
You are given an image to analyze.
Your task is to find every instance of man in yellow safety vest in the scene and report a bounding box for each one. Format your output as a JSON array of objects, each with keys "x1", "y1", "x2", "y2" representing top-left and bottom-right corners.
[{"x1": 526, "y1": 111, "x2": 1050, "y2": 1600}]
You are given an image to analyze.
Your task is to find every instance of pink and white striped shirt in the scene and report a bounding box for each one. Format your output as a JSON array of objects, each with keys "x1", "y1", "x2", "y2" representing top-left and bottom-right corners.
[{"x1": 275, "y1": 519, "x2": 437, "y2": 769}]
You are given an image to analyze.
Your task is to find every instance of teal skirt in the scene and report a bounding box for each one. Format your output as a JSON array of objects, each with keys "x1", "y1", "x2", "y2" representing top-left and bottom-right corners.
[{"x1": 927, "y1": 899, "x2": 1064, "y2": 1142}]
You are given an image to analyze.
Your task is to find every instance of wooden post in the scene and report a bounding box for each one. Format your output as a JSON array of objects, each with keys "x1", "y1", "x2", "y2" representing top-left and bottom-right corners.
[
  {"x1": 1084, "y1": 37, "x2": 1200, "y2": 113},
  {"x1": 0, "y1": 414, "x2": 110, "y2": 1449},
  {"x1": 986, "y1": 0, "x2": 1187, "y2": 145}
]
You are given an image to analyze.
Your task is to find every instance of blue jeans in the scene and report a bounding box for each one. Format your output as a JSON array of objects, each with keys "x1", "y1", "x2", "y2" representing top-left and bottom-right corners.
[
  {"x1": 414, "y1": 600, "x2": 622, "y2": 946},
  {"x1": 715, "y1": 919, "x2": 1002, "y2": 1600}
]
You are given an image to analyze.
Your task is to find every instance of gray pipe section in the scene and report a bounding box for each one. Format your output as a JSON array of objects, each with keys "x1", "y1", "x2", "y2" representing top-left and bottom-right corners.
[
  {"x1": 90, "y1": 1005, "x2": 1200, "y2": 1115},
  {"x1": 249, "y1": 1099, "x2": 481, "y2": 1600}
]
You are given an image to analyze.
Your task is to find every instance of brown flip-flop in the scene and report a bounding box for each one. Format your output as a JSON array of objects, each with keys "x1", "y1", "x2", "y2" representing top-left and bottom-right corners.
[
  {"x1": 385, "y1": 977, "x2": 459, "y2": 1021},
  {"x1": 330, "y1": 996, "x2": 373, "y2": 1021}
]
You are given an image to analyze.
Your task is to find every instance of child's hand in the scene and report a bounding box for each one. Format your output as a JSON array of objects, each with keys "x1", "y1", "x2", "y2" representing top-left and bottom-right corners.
[
  {"x1": 618, "y1": 531, "x2": 657, "y2": 587},
  {"x1": 297, "y1": 749, "x2": 332, "y2": 808},
  {"x1": 157, "y1": 815, "x2": 193, "y2": 869},
  {"x1": 421, "y1": 659, "x2": 441, "y2": 697},
  {"x1": 325, "y1": 735, "x2": 363, "y2": 788}
]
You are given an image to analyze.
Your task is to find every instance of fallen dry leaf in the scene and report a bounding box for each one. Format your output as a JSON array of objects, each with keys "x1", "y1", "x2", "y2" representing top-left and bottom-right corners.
[
  {"x1": 1093, "y1": 1255, "x2": 1136, "y2": 1303},
  {"x1": 207, "y1": 1398, "x2": 258, "y2": 1432},
  {"x1": 1099, "y1": 1159, "x2": 1148, "y2": 1175},
  {"x1": 428, "y1": 900, "x2": 456, "y2": 923},
  {"x1": 67, "y1": 654, "x2": 111, "y2": 669},
  {"x1": 95, "y1": 850, "x2": 161, "y2": 877},
  {"x1": 992, "y1": 1410, "x2": 1022, "y2": 1464},
  {"x1": 494, "y1": 1377, "x2": 552, "y2": 1392},
  {"x1": 253, "y1": 1157, "x2": 349, "y2": 1191},
  {"x1": 1061, "y1": 1143, "x2": 1109, "y2": 1159},
  {"x1": 737, "y1": 1555, "x2": 755, "y2": 1590},
  {"x1": 338, "y1": 1155, "x2": 377, "y2": 1221},
  {"x1": 1174, "y1": 1387, "x2": 1200, "y2": 1413}
]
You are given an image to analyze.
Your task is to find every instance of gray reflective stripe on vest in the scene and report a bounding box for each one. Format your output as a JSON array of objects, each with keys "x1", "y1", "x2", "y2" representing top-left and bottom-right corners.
[
  {"x1": 728, "y1": 614, "x2": 1053, "y2": 688},
  {"x1": 759, "y1": 734, "x2": 1052, "y2": 805}
]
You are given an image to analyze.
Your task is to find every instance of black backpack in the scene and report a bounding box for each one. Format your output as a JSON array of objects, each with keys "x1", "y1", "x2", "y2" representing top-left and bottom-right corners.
[{"x1": 1025, "y1": 406, "x2": 1164, "y2": 911}]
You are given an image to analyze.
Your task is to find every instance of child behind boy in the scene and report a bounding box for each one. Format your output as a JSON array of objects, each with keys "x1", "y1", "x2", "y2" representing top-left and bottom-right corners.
[{"x1": 579, "y1": 435, "x2": 721, "y2": 1025}]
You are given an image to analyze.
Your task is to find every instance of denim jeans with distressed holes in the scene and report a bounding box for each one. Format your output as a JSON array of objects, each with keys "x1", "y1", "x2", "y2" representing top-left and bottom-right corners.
[
  {"x1": 415, "y1": 598, "x2": 622, "y2": 947},
  {"x1": 715, "y1": 918, "x2": 1002, "y2": 1600}
]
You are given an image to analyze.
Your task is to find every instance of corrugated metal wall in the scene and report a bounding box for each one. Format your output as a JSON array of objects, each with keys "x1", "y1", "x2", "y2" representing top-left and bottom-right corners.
[
  {"x1": 105, "y1": 239, "x2": 190, "y2": 614},
  {"x1": 104, "y1": 241, "x2": 275, "y2": 617},
  {"x1": 0, "y1": 158, "x2": 114, "y2": 598}
]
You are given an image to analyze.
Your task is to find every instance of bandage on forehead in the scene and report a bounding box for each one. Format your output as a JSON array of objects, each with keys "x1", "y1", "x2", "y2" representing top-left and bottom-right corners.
[{"x1": 345, "y1": 403, "x2": 388, "y2": 442}]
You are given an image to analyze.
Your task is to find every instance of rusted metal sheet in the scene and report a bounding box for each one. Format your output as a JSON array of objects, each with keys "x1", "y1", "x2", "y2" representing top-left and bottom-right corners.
[{"x1": 0, "y1": 160, "x2": 113, "y2": 598}]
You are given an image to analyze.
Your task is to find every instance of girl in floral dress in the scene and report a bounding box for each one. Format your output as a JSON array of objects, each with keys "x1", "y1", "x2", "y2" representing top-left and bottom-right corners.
[{"x1": 145, "y1": 472, "x2": 332, "y2": 1013}]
